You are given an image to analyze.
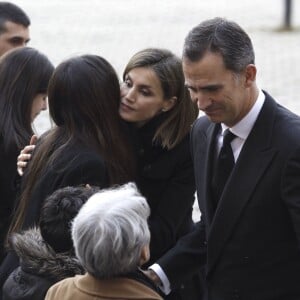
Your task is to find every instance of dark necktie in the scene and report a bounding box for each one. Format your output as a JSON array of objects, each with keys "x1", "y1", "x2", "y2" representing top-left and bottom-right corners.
[{"x1": 212, "y1": 129, "x2": 236, "y2": 207}]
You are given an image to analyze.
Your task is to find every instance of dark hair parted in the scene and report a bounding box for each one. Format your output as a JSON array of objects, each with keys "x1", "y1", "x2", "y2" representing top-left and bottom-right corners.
[
  {"x1": 0, "y1": 2, "x2": 30, "y2": 33},
  {"x1": 47, "y1": 55, "x2": 135, "y2": 182},
  {"x1": 0, "y1": 47, "x2": 54, "y2": 152},
  {"x1": 183, "y1": 17, "x2": 255, "y2": 73},
  {"x1": 10, "y1": 55, "x2": 136, "y2": 234},
  {"x1": 40, "y1": 185, "x2": 100, "y2": 253},
  {"x1": 123, "y1": 48, "x2": 198, "y2": 149}
]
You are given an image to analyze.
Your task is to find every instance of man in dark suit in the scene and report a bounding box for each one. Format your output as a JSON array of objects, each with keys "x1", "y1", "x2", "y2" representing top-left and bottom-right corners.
[{"x1": 146, "y1": 17, "x2": 300, "y2": 300}]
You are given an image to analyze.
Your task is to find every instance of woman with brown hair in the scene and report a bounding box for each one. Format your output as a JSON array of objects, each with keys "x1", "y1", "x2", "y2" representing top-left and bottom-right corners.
[
  {"x1": 121, "y1": 48, "x2": 197, "y2": 262},
  {"x1": 120, "y1": 48, "x2": 201, "y2": 299}
]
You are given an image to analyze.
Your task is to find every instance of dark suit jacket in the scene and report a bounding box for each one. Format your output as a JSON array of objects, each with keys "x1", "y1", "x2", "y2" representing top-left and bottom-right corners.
[{"x1": 158, "y1": 92, "x2": 300, "y2": 300}]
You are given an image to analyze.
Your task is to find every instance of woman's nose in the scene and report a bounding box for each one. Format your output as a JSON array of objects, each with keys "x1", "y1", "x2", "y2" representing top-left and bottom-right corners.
[{"x1": 123, "y1": 87, "x2": 136, "y2": 103}]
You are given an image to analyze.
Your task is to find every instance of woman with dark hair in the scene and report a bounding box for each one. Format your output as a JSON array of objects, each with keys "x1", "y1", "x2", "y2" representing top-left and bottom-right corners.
[
  {"x1": 0, "y1": 47, "x2": 54, "y2": 263},
  {"x1": 120, "y1": 48, "x2": 202, "y2": 300},
  {"x1": 121, "y1": 48, "x2": 197, "y2": 262},
  {"x1": 0, "y1": 54, "x2": 135, "y2": 288}
]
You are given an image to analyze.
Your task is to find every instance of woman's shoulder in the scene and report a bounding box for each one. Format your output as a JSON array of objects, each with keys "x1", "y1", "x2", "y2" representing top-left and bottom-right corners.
[
  {"x1": 50, "y1": 146, "x2": 108, "y2": 185},
  {"x1": 45, "y1": 276, "x2": 76, "y2": 300},
  {"x1": 168, "y1": 132, "x2": 191, "y2": 155},
  {"x1": 57, "y1": 142, "x2": 105, "y2": 165},
  {"x1": 28, "y1": 144, "x2": 108, "y2": 201}
]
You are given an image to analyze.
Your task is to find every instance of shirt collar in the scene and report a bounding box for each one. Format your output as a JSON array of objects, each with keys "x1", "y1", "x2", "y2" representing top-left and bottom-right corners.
[{"x1": 221, "y1": 89, "x2": 265, "y2": 140}]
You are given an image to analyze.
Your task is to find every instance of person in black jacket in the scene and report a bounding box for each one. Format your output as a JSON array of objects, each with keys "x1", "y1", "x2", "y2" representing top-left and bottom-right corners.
[
  {"x1": 0, "y1": 47, "x2": 54, "y2": 263},
  {"x1": 2, "y1": 185, "x2": 99, "y2": 300},
  {"x1": 120, "y1": 48, "x2": 202, "y2": 300}
]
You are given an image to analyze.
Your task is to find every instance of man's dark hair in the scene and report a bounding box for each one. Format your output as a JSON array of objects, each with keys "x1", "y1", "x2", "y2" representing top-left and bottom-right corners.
[
  {"x1": 39, "y1": 185, "x2": 100, "y2": 253},
  {"x1": 183, "y1": 17, "x2": 255, "y2": 73},
  {"x1": 0, "y1": 2, "x2": 30, "y2": 34}
]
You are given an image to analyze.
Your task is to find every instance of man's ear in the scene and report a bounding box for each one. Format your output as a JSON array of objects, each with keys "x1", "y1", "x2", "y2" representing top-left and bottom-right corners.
[
  {"x1": 139, "y1": 245, "x2": 150, "y2": 266},
  {"x1": 162, "y1": 96, "x2": 177, "y2": 112},
  {"x1": 244, "y1": 64, "x2": 257, "y2": 87}
]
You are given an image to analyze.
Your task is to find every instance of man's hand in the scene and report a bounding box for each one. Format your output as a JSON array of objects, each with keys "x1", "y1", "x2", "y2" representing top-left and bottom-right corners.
[{"x1": 142, "y1": 269, "x2": 162, "y2": 286}]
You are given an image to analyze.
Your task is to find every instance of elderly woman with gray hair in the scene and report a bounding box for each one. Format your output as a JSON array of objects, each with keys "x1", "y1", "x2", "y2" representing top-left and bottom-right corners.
[{"x1": 45, "y1": 182, "x2": 162, "y2": 300}]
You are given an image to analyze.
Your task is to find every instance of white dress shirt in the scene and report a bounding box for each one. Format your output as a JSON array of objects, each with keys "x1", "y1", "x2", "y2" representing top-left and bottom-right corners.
[{"x1": 217, "y1": 89, "x2": 265, "y2": 161}]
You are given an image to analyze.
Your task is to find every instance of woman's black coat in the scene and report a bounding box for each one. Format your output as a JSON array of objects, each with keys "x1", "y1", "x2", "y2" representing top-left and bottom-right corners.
[
  {"x1": 132, "y1": 116, "x2": 196, "y2": 265},
  {"x1": 0, "y1": 138, "x2": 19, "y2": 264}
]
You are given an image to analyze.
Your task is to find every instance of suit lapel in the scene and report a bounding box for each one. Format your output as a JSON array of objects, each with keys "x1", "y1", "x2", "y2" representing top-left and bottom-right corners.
[
  {"x1": 206, "y1": 94, "x2": 278, "y2": 274},
  {"x1": 194, "y1": 122, "x2": 220, "y2": 226}
]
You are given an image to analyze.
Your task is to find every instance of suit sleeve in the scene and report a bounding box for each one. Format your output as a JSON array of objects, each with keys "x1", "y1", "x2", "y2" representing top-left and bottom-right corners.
[
  {"x1": 156, "y1": 121, "x2": 208, "y2": 289},
  {"x1": 156, "y1": 218, "x2": 207, "y2": 289},
  {"x1": 282, "y1": 146, "x2": 300, "y2": 248}
]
